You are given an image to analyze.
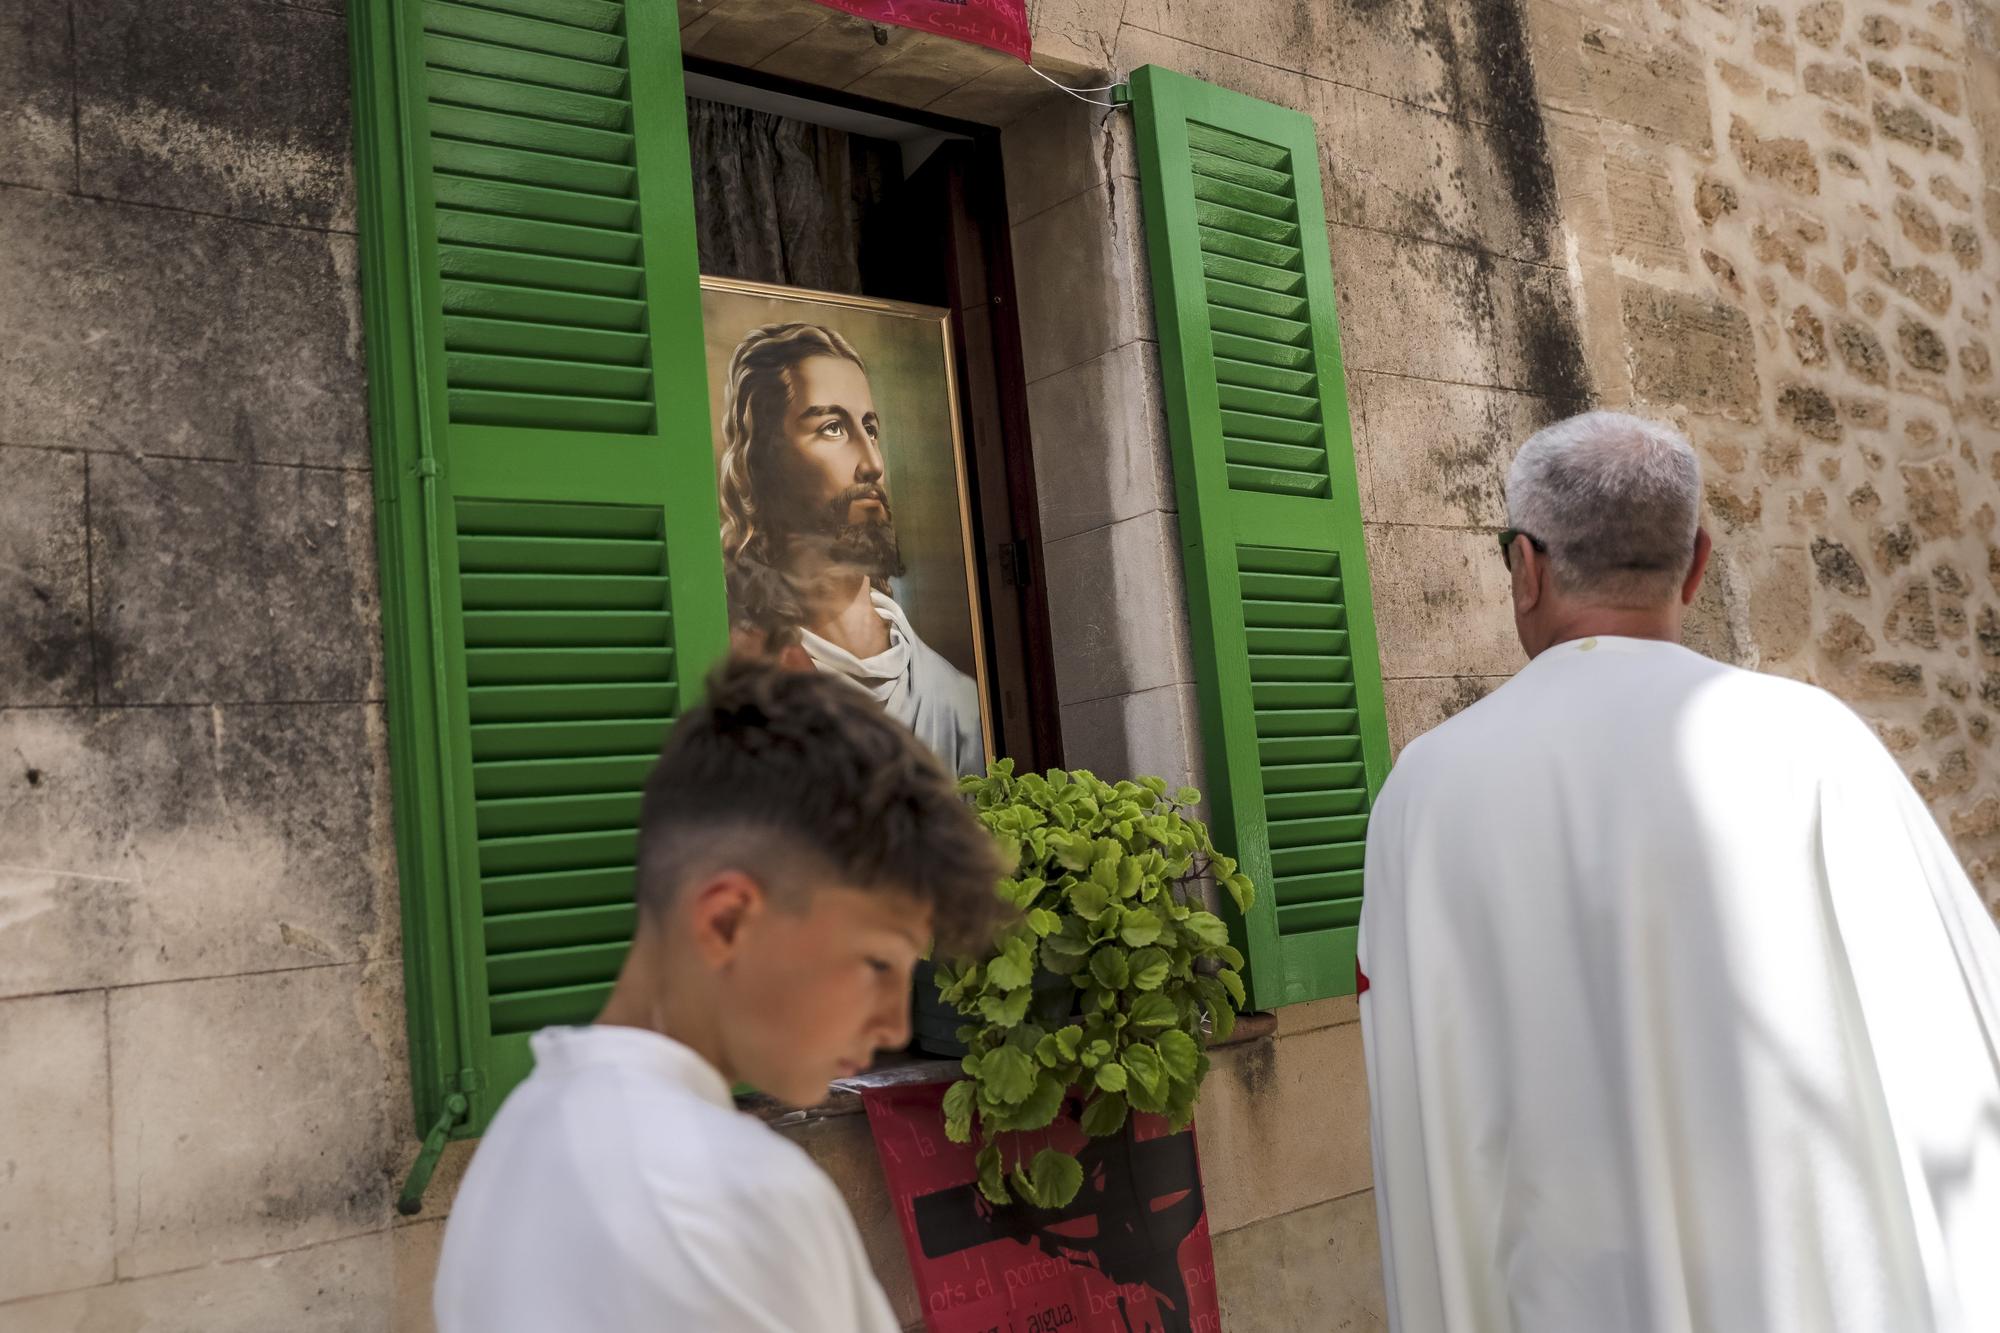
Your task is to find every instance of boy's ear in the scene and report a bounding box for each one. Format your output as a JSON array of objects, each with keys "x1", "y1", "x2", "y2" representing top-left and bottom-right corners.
[{"x1": 685, "y1": 870, "x2": 766, "y2": 966}]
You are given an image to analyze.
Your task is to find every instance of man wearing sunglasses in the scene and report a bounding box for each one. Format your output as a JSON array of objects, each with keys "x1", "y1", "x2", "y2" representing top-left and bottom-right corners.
[{"x1": 1359, "y1": 410, "x2": 2000, "y2": 1332}]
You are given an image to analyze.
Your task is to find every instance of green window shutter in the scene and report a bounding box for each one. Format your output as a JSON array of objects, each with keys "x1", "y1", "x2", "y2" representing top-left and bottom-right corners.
[
  {"x1": 350, "y1": 0, "x2": 727, "y2": 1137},
  {"x1": 1128, "y1": 66, "x2": 1390, "y2": 1009}
]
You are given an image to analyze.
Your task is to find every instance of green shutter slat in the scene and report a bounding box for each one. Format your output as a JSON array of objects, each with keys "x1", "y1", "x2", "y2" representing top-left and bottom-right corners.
[
  {"x1": 1206, "y1": 305, "x2": 1310, "y2": 346},
  {"x1": 1192, "y1": 174, "x2": 1294, "y2": 221},
  {"x1": 1264, "y1": 789, "x2": 1368, "y2": 821},
  {"x1": 441, "y1": 315, "x2": 649, "y2": 367},
  {"x1": 1218, "y1": 383, "x2": 1318, "y2": 421},
  {"x1": 1186, "y1": 119, "x2": 1292, "y2": 170},
  {"x1": 1276, "y1": 897, "x2": 1363, "y2": 930},
  {"x1": 427, "y1": 103, "x2": 633, "y2": 164},
  {"x1": 1214, "y1": 355, "x2": 1315, "y2": 395},
  {"x1": 485, "y1": 902, "x2": 637, "y2": 953},
  {"x1": 1201, "y1": 251, "x2": 1305, "y2": 296},
  {"x1": 440, "y1": 278, "x2": 645, "y2": 330},
  {"x1": 424, "y1": 33, "x2": 628, "y2": 97},
  {"x1": 475, "y1": 790, "x2": 644, "y2": 837},
  {"x1": 446, "y1": 352, "x2": 651, "y2": 402},
  {"x1": 426, "y1": 68, "x2": 628, "y2": 131},
  {"x1": 456, "y1": 534, "x2": 663, "y2": 574},
  {"x1": 464, "y1": 646, "x2": 674, "y2": 685},
  {"x1": 436, "y1": 209, "x2": 642, "y2": 265},
  {"x1": 486, "y1": 939, "x2": 630, "y2": 994},
  {"x1": 482, "y1": 865, "x2": 635, "y2": 916},
  {"x1": 1268, "y1": 815, "x2": 1370, "y2": 847},
  {"x1": 446, "y1": 0, "x2": 624, "y2": 33},
  {"x1": 1219, "y1": 410, "x2": 1321, "y2": 448},
  {"x1": 423, "y1": 1, "x2": 627, "y2": 65},
  {"x1": 448, "y1": 389, "x2": 654, "y2": 433},
  {"x1": 1211, "y1": 330, "x2": 1312, "y2": 371},
  {"x1": 478, "y1": 827, "x2": 637, "y2": 877},
  {"x1": 439, "y1": 245, "x2": 643, "y2": 298},
  {"x1": 460, "y1": 573, "x2": 669, "y2": 610},
  {"x1": 467, "y1": 683, "x2": 675, "y2": 724},
  {"x1": 431, "y1": 140, "x2": 634, "y2": 200},
  {"x1": 488, "y1": 982, "x2": 616, "y2": 1036},
  {"x1": 1135, "y1": 67, "x2": 1390, "y2": 1009},
  {"x1": 462, "y1": 609, "x2": 669, "y2": 646},
  {"x1": 1247, "y1": 626, "x2": 1351, "y2": 657},
  {"x1": 1255, "y1": 708, "x2": 1359, "y2": 738},
  {"x1": 1206, "y1": 278, "x2": 1308, "y2": 321},
  {"x1": 1224, "y1": 438, "x2": 1327, "y2": 474},
  {"x1": 433, "y1": 175, "x2": 637, "y2": 231},
  {"x1": 1188, "y1": 148, "x2": 1291, "y2": 195},
  {"x1": 472, "y1": 754, "x2": 659, "y2": 799},
  {"x1": 471, "y1": 717, "x2": 668, "y2": 760}
]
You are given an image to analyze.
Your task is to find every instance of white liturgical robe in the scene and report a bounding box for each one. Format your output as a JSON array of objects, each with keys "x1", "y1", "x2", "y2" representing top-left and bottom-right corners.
[
  {"x1": 434, "y1": 1026, "x2": 898, "y2": 1333},
  {"x1": 1359, "y1": 636, "x2": 2000, "y2": 1333}
]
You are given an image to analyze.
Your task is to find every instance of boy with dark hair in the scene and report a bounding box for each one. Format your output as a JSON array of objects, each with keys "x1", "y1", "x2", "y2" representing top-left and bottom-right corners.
[{"x1": 435, "y1": 659, "x2": 1009, "y2": 1332}]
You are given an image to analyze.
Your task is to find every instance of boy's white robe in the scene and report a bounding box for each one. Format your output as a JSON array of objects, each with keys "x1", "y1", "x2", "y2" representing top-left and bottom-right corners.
[{"x1": 1359, "y1": 636, "x2": 2000, "y2": 1333}]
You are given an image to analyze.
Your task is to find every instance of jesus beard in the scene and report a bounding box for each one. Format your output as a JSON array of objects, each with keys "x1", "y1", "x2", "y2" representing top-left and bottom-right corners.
[{"x1": 807, "y1": 484, "x2": 906, "y2": 582}]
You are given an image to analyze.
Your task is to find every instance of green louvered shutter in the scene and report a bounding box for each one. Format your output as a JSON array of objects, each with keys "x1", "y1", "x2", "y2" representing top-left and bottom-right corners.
[
  {"x1": 351, "y1": 0, "x2": 727, "y2": 1136},
  {"x1": 1129, "y1": 66, "x2": 1390, "y2": 1009}
]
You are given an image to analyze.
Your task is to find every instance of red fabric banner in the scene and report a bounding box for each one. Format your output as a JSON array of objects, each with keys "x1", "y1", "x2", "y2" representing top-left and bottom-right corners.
[
  {"x1": 805, "y1": 0, "x2": 1032, "y2": 63},
  {"x1": 861, "y1": 1079, "x2": 1223, "y2": 1333}
]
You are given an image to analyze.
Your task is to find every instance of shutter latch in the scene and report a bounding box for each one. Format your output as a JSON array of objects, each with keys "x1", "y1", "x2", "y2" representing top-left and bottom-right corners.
[{"x1": 396, "y1": 1092, "x2": 469, "y2": 1216}]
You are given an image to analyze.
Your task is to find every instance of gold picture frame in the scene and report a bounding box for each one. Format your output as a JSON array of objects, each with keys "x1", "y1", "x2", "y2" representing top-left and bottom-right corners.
[{"x1": 699, "y1": 275, "x2": 995, "y2": 775}]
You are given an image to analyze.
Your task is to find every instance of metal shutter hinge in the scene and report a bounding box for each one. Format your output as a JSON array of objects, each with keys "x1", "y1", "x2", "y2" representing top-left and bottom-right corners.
[{"x1": 396, "y1": 1092, "x2": 469, "y2": 1216}]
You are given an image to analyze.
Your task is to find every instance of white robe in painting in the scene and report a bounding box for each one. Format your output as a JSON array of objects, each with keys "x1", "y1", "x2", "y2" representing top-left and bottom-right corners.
[
  {"x1": 800, "y1": 590, "x2": 986, "y2": 777},
  {"x1": 1359, "y1": 635, "x2": 2000, "y2": 1333}
]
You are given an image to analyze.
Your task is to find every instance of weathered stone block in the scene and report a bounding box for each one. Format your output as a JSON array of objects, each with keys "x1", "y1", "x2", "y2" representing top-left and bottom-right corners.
[
  {"x1": 1875, "y1": 97, "x2": 1940, "y2": 148},
  {"x1": 1058, "y1": 683, "x2": 1203, "y2": 796},
  {"x1": 1862, "y1": 14, "x2": 1904, "y2": 47},
  {"x1": 1899, "y1": 315, "x2": 1951, "y2": 371},
  {"x1": 1040, "y1": 510, "x2": 1192, "y2": 706},
  {"x1": 1788, "y1": 305, "x2": 1829, "y2": 365},
  {"x1": 1751, "y1": 544, "x2": 1812, "y2": 662},
  {"x1": 1333, "y1": 227, "x2": 1589, "y2": 400},
  {"x1": 0, "y1": 0, "x2": 74, "y2": 191},
  {"x1": 1834, "y1": 317, "x2": 1892, "y2": 384},
  {"x1": 1799, "y1": 0, "x2": 1846, "y2": 46},
  {"x1": 845, "y1": 30, "x2": 1010, "y2": 108},
  {"x1": 1311, "y1": 79, "x2": 1560, "y2": 265},
  {"x1": 1366, "y1": 524, "x2": 1522, "y2": 680},
  {"x1": 1001, "y1": 99, "x2": 1129, "y2": 229},
  {"x1": 746, "y1": 9, "x2": 897, "y2": 88},
  {"x1": 1024, "y1": 0, "x2": 1123, "y2": 74},
  {"x1": 1730, "y1": 116, "x2": 1822, "y2": 193},
  {"x1": 0, "y1": 191, "x2": 367, "y2": 466},
  {"x1": 1384, "y1": 675, "x2": 1507, "y2": 756},
  {"x1": 1200, "y1": 1020, "x2": 1372, "y2": 1234},
  {"x1": 88, "y1": 456, "x2": 380, "y2": 705},
  {"x1": 1009, "y1": 179, "x2": 1147, "y2": 384},
  {"x1": 1804, "y1": 61, "x2": 1867, "y2": 107},
  {"x1": 1352, "y1": 372, "x2": 1558, "y2": 529},
  {"x1": 1026, "y1": 341, "x2": 1173, "y2": 542},
  {"x1": 682, "y1": 0, "x2": 831, "y2": 68},
  {"x1": 1778, "y1": 382, "x2": 1842, "y2": 440},
  {"x1": 2, "y1": 1228, "x2": 408, "y2": 1332},
  {"x1": 74, "y1": 0, "x2": 353, "y2": 230},
  {"x1": 1119, "y1": 0, "x2": 1318, "y2": 82},
  {"x1": 926, "y1": 59, "x2": 1061, "y2": 128},
  {"x1": 1213, "y1": 1189, "x2": 1387, "y2": 1331},
  {"x1": 0, "y1": 446, "x2": 91, "y2": 706},
  {"x1": 1813, "y1": 535, "x2": 1871, "y2": 592},
  {"x1": 110, "y1": 961, "x2": 404, "y2": 1276},
  {"x1": 1113, "y1": 24, "x2": 1311, "y2": 113},
  {"x1": 0, "y1": 703, "x2": 394, "y2": 997},
  {"x1": 1580, "y1": 27, "x2": 1715, "y2": 150},
  {"x1": 0, "y1": 991, "x2": 113, "y2": 1302},
  {"x1": 1607, "y1": 143, "x2": 1687, "y2": 270},
  {"x1": 1620, "y1": 283, "x2": 1761, "y2": 419}
]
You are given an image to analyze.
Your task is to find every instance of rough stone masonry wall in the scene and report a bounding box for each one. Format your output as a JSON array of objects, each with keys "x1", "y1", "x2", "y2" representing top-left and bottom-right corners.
[{"x1": 1523, "y1": 0, "x2": 2000, "y2": 906}]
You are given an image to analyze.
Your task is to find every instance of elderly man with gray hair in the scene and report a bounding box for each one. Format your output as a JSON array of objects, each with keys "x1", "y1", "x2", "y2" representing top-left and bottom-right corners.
[{"x1": 1359, "y1": 410, "x2": 2000, "y2": 1333}]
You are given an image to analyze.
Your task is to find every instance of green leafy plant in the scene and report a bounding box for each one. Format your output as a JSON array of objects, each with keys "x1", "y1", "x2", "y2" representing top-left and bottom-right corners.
[{"x1": 933, "y1": 761, "x2": 1255, "y2": 1209}]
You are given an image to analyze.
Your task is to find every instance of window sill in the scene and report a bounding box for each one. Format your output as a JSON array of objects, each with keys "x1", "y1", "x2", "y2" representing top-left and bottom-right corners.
[{"x1": 740, "y1": 1010, "x2": 1279, "y2": 1127}]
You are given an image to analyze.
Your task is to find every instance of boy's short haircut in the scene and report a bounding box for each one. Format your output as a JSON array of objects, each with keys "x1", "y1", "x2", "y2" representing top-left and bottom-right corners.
[{"x1": 634, "y1": 658, "x2": 1011, "y2": 955}]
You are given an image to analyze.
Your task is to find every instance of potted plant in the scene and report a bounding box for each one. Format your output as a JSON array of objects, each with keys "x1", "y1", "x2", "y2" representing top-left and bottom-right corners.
[{"x1": 929, "y1": 761, "x2": 1255, "y2": 1209}]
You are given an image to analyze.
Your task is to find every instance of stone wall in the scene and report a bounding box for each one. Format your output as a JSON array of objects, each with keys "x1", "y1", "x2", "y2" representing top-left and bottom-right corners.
[
  {"x1": 1523, "y1": 0, "x2": 2000, "y2": 902},
  {"x1": 2, "y1": 0, "x2": 1996, "y2": 1329}
]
